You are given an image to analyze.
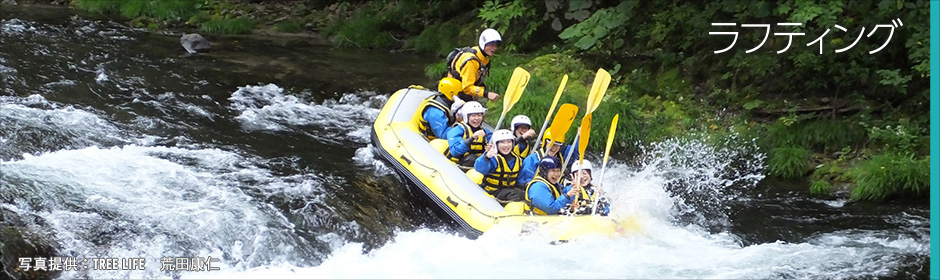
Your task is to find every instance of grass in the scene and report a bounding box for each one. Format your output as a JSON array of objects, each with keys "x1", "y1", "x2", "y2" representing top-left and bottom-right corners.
[
  {"x1": 849, "y1": 153, "x2": 929, "y2": 201},
  {"x1": 274, "y1": 19, "x2": 304, "y2": 33},
  {"x1": 810, "y1": 180, "x2": 833, "y2": 195},
  {"x1": 764, "y1": 118, "x2": 867, "y2": 154},
  {"x1": 321, "y1": 3, "x2": 396, "y2": 49},
  {"x1": 72, "y1": 0, "x2": 258, "y2": 34},
  {"x1": 426, "y1": 52, "x2": 691, "y2": 153},
  {"x1": 73, "y1": 0, "x2": 199, "y2": 23},
  {"x1": 72, "y1": 0, "x2": 121, "y2": 14},
  {"x1": 767, "y1": 146, "x2": 810, "y2": 179},
  {"x1": 424, "y1": 52, "x2": 588, "y2": 134},
  {"x1": 201, "y1": 16, "x2": 255, "y2": 35}
]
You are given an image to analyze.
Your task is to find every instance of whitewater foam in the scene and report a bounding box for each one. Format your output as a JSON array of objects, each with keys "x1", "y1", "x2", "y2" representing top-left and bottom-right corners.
[
  {"x1": 228, "y1": 84, "x2": 385, "y2": 143},
  {"x1": 184, "y1": 136, "x2": 926, "y2": 279},
  {"x1": 1, "y1": 145, "x2": 334, "y2": 279}
]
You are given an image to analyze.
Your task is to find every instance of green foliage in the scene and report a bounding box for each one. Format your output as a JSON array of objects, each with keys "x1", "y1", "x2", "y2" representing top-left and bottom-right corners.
[
  {"x1": 408, "y1": 19, "x2": 462, "y2": 56},
  {"x1": 767, "y1": 146, "x2": 810, "y2": 179},
  {"x1": 810, "y1": 146, "x2": 853, "y2": 190},
  {"x1": 478, "y1": 0, "x2": 542, "y2": 52},
  {"x1": 201, "y1": 15, "x2": 255, "y2": 35},
  {"x1": 849, "y1": 153, "x2": 929, "y2": 201},
  {"x1": 551, "y1": 1, "x2": 928, "y2": 132},
  {"x1": 810, "y1": 180, "x2": 833, "y2": 196},
  {"x1": 876, "y1": 69, "x2": 913, "y2": 94},
  {"x1": 463, "y1": 53, "x2": 643, "y2": 152},
  {"x1": 274, "y1": 20, "x2": 304, "y2": 33},
  {"x1": 866, "y1": 122, "x2": 925, "y2": 157},
  {"x1": 71, "y1": 0, "x2": 273, "y2": 34},
  {"x1": 72, "y1": 0, "x2": 199, "y2": 29},
  {"x1": 764, "y1": 117, "x2": 866, "y2": 154},
  {"x1": 72, "y1": 0, "x2": 121, "y2": 14},
  {"x1": 322, "y1": 4, "x2": 396, "y2": 49},
  {"x1": 424, "y1": 62, "x2": 448, "y2": 80},
  {"x1": 742, "y1": 100, "x2": 763, "y2": 110},
  {"x1": 558, "y1": 2, "x2": 635, "y2": 52}
]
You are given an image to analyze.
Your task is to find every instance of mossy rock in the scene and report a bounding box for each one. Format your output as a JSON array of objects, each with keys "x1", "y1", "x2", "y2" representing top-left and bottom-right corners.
[{"x1": 0, "y1": 224, "x2": 61, "y2": 280}]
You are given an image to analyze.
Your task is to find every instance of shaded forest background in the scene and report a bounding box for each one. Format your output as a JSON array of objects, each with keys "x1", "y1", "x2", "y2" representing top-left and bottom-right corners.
[{"x1": 33, "y1": 0, "x2": 932, "y2": 201}]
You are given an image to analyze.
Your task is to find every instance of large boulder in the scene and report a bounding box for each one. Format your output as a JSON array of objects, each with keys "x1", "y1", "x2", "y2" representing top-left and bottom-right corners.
[
  {"x1": 0, "y1": 213, "x2": 61, "y2": 280},
  {"x1": 180, "y1": 33, "x2": 211, "y2": 57}
]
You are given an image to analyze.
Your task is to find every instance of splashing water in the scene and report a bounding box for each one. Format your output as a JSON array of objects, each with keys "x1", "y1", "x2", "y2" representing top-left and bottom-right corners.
[
  {"x1": 227, "y1": 84, "x2": 386, "y2": 144},
  {"x1": 188, "y1": 135, "x2": 924, "y2": 279},
  {"x1": 0, "y1": 94, "x2": 131, "y2": 160},
  {"x1": 0, "y1": 8, "x2": 927, "y2": 279},
  {"x1": 629, "y1": 135, "x2": 766, "y2": 230},
  {"x1": 1, "y1": 145, "x2": 339, "y2": 279}
]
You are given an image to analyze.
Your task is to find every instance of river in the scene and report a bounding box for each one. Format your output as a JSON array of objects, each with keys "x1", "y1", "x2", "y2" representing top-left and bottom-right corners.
[{"x1": 0, "y1": 4, "x2": 929, "y2": 279}]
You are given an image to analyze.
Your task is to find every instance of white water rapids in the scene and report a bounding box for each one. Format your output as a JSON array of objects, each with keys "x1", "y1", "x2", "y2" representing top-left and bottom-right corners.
[
  {"x1": 0, "y1": 14, "x2": 930, "y2": 280},
  {"x1": 0, "y1": 88, "x2": 928, "y2": 279}
]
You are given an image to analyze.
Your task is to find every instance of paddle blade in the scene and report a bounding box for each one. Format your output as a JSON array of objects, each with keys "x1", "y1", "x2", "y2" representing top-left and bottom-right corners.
[
  {"x1": 586, "y1": 68, "x2": 611, "y2": 115},
  {"x1": 603, "y1": 114, "x2": 619, "y2": 165},
  {"x1": 503, "y1": 67, "x2": 531, "y2": 113},
  {"x1": 578, "y1": 113, "x2": 592, "y2": 162},
  {"x1": 548, "y1": 103, "x2": 578, "y2": 143}
]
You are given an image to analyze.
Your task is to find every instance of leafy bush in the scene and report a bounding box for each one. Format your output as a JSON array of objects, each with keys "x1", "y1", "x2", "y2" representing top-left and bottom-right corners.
[
  {"x1": 849, "y1": 153, "x2": 929, "y2": 201},
  {"x1": 866, "y1": 123, "x2": 926, "y2": 157},
  {"x1": 767, "y1": 146, "x2": 810, "y2": 178},
  {"x1": 478, "y1": 0, "x2": 542, "y2": 52}
]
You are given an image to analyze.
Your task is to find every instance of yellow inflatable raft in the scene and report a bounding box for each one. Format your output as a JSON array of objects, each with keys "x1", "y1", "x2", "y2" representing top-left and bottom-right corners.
[{"x1": 371, "y1": 86, "x2": 639, "y2": 241}]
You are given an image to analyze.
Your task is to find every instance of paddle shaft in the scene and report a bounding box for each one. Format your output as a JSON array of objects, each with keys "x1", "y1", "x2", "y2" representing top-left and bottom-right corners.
[
  {"x1": 591, "y1": 114, "x2": 619, "y2": 215},
  {"x1": 533, "y1": 75, "x2": 568, "y2": 152},
  {"x1": 559, "y1": 130, "x2": 578, "y2": 175},
  {"x1": 568, "y1": 163, "x2": 584, "y2": 214},
  {"x1": 485, "y1": 67, "x2": 530, "y2": 153},
  {"x1": 484, "y1": 113, "x2": 507, "y2": 154},
  {"x1": 590, "y1": 162, "x2": 608, "y2": 215},
  {"x1": 493, "y1": 114, "x2": 507, "y2": 132}
]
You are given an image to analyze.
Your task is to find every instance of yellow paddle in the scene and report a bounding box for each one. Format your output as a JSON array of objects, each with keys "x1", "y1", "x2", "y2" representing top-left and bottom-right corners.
[
  {"x1": 586, "y1": 68, "x2": 611, "y2": 115},
  {"x1": 569, "y1": 113, "x2": 592, "y2": 213},
  {"x1": 545, "y1": 103, "x2": 578, "y2": 148},
  {"x1": 492, "y1": 67, "x2": 530, "y2": 131},
  {"x1": 591, "y1": 114, "x2": 619, "y2": 215},
  {"x1": 532, "y1": 74, "x2": 568, "y2": 152},
  {"x1": 559, "y1": 68, "x2": 610, "y2": 171}
]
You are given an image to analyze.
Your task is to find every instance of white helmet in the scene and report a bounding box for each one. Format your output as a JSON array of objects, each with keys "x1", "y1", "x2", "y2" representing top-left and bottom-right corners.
[
  {"x1": 578, "y1": 160, "x2": 593, "y2": 172},
  {"x1": 459, "y1": 101, "x2": 486, "y2": 121},
  {"x1": 570, "y1": 162, "x2": 580, "y2": 173},
  {"x1": 450, "y1": 98, "x2": 466, "y2": 120},
  {"x1": 510, "y1": 115, "x2": 531, "y2": 131},
  {"x1": 479, "y1": 28, "x2": 502, "y2": 50},
  {"x1": 491, "y1": 129, "x2": 514, "y2": 143}
]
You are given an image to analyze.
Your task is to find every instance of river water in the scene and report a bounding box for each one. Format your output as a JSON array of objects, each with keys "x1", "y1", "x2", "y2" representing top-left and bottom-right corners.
[{"x1": 0, "y1": 5, "x2": 930, "y2": 279}]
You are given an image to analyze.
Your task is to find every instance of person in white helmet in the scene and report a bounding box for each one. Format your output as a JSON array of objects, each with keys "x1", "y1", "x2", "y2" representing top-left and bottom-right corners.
[
  {"x1": 509, "y1": 115, "x2": 536, "y2": 158},
  {"x1": 446, "y1": 28, "x2": 502, "y2": 102},
  {"x1": 562, "y1": 159, "x2": 610, "y2": 216},
  {"x1": 474, "y1": 129, "x2": 525, "y2": 202},
  {"x1": 445, "y1": 101, "x2": 491, "y2": 167},
  {"x1": 516, "y1": 130, "x2": 579, "y2": 187}
]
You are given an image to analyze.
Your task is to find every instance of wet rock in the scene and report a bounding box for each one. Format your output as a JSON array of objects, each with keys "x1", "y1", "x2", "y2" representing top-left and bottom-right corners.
[
  {"x1": 180, "y1": 33, "x2": 211, "y2": 58},
  {"x1": 0, "y1": 214, "x2": 61, "y2": 280}
]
